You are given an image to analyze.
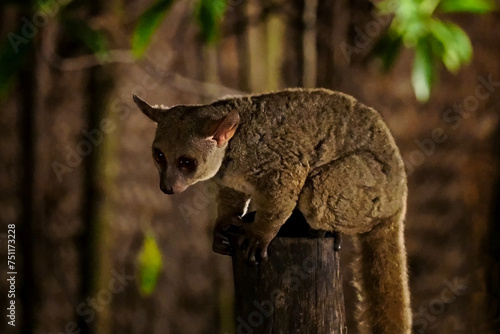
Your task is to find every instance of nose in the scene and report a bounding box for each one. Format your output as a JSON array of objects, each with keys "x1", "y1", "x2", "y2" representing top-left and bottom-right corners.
[{"x1": 160, "y1": 183, "x2": 174, "y2": 195}]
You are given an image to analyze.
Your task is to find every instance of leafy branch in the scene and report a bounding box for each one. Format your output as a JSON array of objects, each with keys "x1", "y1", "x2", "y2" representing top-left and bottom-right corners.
[
  {"x1": 0, "y1": 0, "x2": 496, "y2": 102},
  {"x1": 0, "y1": 0, "x2": 110, "y2": 96},
  {"x1": 0, "y1": 0, "x2": 228, "y2": 96},
  {"x1": 131, "y1": 0, "x2": 228, "y2": 59},
  {"x1": 375, "y1": 0, "x2": 496, "y2": 102}
]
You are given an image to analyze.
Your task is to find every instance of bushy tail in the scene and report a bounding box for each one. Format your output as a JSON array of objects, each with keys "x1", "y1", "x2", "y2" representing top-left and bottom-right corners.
[{"x1": 351, "y1": 209, "x2": 412, "y2": 334}]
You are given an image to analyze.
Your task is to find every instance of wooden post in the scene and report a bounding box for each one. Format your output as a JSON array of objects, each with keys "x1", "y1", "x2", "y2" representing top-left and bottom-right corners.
[{"x1": 232, "y1": 210, "x2": 346, "y2": 334}]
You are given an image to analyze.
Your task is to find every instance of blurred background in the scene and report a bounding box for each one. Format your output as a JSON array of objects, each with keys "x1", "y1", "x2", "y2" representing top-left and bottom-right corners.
[{"x1": 0, "y1": 0, "x2": 499, "y2": 333}]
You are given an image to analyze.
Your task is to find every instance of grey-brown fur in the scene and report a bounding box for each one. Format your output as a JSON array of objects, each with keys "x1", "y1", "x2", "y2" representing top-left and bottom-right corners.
[{"x1": 134, "y1": 88, "x2": 411, "y2": 334}]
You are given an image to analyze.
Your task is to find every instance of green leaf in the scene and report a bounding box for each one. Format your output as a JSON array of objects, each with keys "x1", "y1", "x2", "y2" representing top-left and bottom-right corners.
[
  {"x1": 443, "y1": 22, "x2": 472, "y2": 63},
  {"x1": 36, "y1": 0, "x2": 64, "y2": 12},
  {"x1": 195, "y1": 0, "x2": 227, "y2": 43},
  {"x1": 439, "y1": 0, "x2": 495, "y2": 14},
  {"x1": 377, "y1": 0, "x2": 484, "y2": 103},
  {"x1": 412, "y1": 38, "x2": 434, "y2": 102},
  {"x1": 0, "y1": 27, "x2": 34, "y2": 97},
  {"x1": 137, "y1": 231, "x2": 163, "y2": 296},
  {"x1": 63, "y1": 18, "x2": 110, "y2": 61},
  {"x1": 429, "y1": 20, "x2": 472, "y2": 72},
  {"x1": 372, "y1": 30, "x2": 404, "y2": 72},
  {"x1": 131, "y1": 0, "x2": 174, "y2": 59},
  {"x1": 377, "y1": 0, "x2": 400, "y2": 14}
]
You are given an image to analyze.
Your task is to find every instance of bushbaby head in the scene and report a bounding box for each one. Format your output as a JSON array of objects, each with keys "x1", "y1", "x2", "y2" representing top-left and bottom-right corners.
[{"x1": 133, "y1": 95, "x2": 239, "y2": 195}]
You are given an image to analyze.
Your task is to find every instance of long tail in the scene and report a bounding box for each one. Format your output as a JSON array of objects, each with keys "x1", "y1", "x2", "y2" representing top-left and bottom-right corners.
[{"x1": 352, "y1": 209, "x2": 412, "y2": 334}]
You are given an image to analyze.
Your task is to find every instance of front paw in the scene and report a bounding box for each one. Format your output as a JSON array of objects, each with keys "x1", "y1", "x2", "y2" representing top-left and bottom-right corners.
[
  {"x1": 212, "y1": 226, "x2": 233, "y2": 256},
  {"x1": 212, "y1": 217, "x2": 245, "y2": 256},
  {"x1": 238, "y1": 230, "x2": 273, "y2": 265}
]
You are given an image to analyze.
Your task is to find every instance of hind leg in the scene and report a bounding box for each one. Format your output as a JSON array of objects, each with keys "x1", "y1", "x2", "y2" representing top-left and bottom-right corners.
[
  {"x1": 298, "y1": 152, "x2": 404, "y2": 235},
  {"x1": 298, "y1": 153, "x2": 410, "y2": 333}
]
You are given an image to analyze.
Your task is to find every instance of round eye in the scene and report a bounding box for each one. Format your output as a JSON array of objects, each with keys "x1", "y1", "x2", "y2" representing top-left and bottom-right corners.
[
  {"x1": 153, "y1": 148, "x2": 166, "y2": 164},
  {"x1": 178, "y1": 156, "x2": 197, "y2": 172}
]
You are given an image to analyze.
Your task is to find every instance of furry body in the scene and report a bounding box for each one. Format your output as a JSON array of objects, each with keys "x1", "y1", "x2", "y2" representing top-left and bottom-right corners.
[{"x1": 134, "y1": 88, "x2": 411, "y2": 334}]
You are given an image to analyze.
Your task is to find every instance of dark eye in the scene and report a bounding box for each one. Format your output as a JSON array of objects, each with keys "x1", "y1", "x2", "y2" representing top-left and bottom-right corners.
[
  {"x1": 177, "y1": 156, "x2": 197, "y2": 172},
  {"x1": 153, "y1": 148, "x2": 166, "y2": 164}
]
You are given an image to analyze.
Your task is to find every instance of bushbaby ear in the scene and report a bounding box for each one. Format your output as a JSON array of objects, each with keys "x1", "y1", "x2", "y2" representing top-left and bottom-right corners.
[
  {"x1": 207, "y1": 110, "x2": 240, "y2": 147},
  {"x1": 133, "y1": 95, "x2": 163, "y2": 122}
]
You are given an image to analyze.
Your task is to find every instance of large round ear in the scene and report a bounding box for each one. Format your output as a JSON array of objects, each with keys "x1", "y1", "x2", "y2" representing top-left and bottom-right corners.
[
  {"x1": 133, "y1": 95, "x2": 163, "y2": 122},
  {"x1": 206, "y1": 110, "x2": 240, "y2": 147}
]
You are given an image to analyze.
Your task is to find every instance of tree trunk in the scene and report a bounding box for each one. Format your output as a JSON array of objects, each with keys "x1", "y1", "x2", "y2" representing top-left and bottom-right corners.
[{"x1": 232, "y1": 211, "x2": 346, "y2": 334}]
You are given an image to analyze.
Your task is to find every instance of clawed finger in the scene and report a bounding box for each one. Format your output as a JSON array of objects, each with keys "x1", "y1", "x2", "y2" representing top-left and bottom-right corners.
[
  {"x1": 242, "y1": 239, "x2": 271, "y2": 265},
  {"x1": 213, "y1": 230, "x2": 234, "y2": 256},
  {"x1": 237, "y1": 235, "x2": 248, "y2": 249},
  {"x1": 244, "y1": 240, "x2": 259, "y2": 265},
  {"x1": 212, "y1": 243, "x2": 233, "y2": 255},
  {"x1": 259, "y1": 247, "x2": 269, "y2": 262}
]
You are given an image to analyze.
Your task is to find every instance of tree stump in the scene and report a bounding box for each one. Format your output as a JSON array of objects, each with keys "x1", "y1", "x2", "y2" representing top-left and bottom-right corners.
[{"x1": 232, "y1": 210, "x2": 346, "y2": 334}]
